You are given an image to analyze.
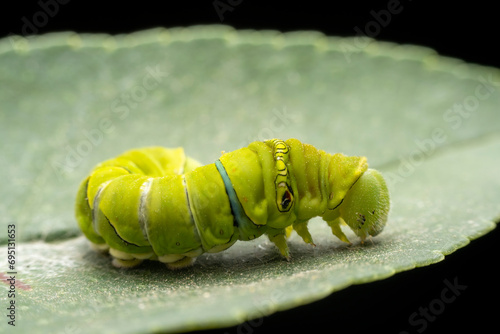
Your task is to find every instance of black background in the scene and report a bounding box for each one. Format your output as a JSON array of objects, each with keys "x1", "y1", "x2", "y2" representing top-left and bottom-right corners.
[
  {"x1": 2, "y1": 1, "x2": 499, "y2": 333},
  {"x1": 2, "y1": 0, "x2": 499, "y2": 68}
]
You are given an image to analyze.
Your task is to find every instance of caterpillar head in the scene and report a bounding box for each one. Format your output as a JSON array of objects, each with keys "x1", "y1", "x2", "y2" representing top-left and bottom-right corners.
[{"x1": 339, "y1": 169, "x2": 390, "y2": 241}]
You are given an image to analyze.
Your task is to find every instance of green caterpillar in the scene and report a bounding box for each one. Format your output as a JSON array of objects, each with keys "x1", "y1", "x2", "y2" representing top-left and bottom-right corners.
[{"x1": 75, "y1": 139, "x2": 390, "y2": 269}]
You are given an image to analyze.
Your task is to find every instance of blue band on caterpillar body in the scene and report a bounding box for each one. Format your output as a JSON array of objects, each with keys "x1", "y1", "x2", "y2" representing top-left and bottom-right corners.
[{"x1": 215, "y1": 159, "x2": 266, "y2": 241}]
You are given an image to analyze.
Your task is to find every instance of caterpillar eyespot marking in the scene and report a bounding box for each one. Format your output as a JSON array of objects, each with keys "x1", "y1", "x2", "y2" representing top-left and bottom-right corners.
[{"x1": 75, "y1": 138, "x2": 390, "y2": 269}]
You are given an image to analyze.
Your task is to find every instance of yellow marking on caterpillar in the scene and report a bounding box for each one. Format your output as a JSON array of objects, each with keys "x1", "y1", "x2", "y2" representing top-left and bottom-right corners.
[{"x1": 266, "y1": 139, "x2": 294, "y2": 212}]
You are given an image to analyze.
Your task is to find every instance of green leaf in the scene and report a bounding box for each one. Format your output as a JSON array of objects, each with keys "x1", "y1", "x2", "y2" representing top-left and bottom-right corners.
[{"x1": 1, "y1": 26, "x2": 499, "y2": 333}]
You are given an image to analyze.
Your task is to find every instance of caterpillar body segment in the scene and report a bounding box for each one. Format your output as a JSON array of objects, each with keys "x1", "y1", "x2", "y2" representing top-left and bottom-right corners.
[{"x1": 75, "y1": 139, "x2": 390, "y2": 269}]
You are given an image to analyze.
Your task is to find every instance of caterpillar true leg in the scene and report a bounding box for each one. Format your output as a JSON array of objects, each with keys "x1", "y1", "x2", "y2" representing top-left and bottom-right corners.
[
  {"x1": 76, "y1": 139, "x2": 390, "y2": 269},
  {"x1": 292, "y1": 220, "x2": 316, "y2": 246}
]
